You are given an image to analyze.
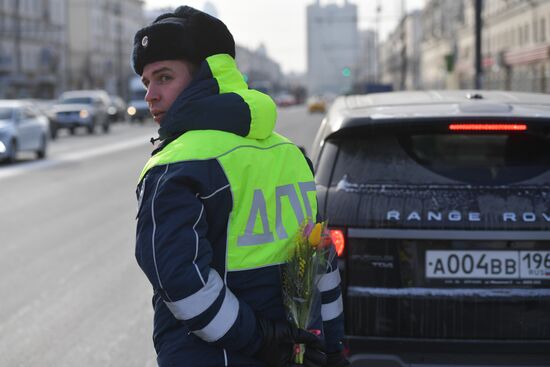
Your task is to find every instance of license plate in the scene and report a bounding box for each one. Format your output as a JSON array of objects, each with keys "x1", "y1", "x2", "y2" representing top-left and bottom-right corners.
[{"x1": 426, "y1": 250, "x2": 550, "y2": 279}]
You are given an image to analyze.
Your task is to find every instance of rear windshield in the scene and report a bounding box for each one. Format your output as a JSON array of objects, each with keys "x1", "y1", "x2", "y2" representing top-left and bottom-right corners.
[
  {"x1": 328, "y1": 131, "x2": 550, "y2": 185},
  {"x1": 0, "y1": 107, "x2": 14, "y2": 120}
]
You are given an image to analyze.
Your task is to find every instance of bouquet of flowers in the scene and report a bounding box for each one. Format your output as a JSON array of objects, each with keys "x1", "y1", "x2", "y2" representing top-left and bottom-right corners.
[{"x1": 282, "y1": 220, "x2": 334, "y2": 364}]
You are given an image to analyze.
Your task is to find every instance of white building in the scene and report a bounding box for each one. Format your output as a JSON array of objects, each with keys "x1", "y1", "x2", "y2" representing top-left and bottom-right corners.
[
  {"x1": 0, "y1": 0, "x2": 68, "y2": 98},
  {"x1": 67, "y1": 0, "x2": 145, "y2": 99},
  {"x1": 306, "y1": 0, "x2": 359, "y2": 96}
]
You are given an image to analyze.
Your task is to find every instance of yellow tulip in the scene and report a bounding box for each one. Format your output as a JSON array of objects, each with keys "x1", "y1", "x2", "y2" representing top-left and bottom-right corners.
[{"x1": 308, "y1": 223, "x2": 322, "y2": 247}]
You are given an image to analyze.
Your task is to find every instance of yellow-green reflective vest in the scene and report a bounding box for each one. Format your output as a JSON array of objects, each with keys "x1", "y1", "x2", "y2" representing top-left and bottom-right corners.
[{"x1": 139, "y1": 130, "x2": 317, "y2": 271}]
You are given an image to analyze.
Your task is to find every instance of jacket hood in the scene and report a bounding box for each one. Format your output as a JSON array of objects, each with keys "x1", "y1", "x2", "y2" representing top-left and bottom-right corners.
[{"x1": 155, "y1": 54, "x2": 276, "y2": 149}]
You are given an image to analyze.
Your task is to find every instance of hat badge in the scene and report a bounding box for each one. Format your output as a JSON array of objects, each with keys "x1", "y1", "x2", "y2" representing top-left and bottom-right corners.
[{"x1": 141, "y1": 36, "x2": 148, "y2": 47}]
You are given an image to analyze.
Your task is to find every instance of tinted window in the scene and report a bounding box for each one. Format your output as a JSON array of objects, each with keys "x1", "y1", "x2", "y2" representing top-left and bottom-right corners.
[
  {"x1": 315, "y1": 140, "x2": 338, "y2": 186},
  {"x1": 329, "y1": 131, "x2": 550, "y2": 186},
  {"x1": 400, "y1": 132, "x2": 550, "y2": 184}
]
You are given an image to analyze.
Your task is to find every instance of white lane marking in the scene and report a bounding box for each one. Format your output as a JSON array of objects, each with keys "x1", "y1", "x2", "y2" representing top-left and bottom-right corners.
[{"x1": 0, "y1": 135, "x2": 151, "y2": 180}]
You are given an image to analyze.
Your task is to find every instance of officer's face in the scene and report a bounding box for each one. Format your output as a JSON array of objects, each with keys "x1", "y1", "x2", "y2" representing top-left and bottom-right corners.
[{"x1": 141, "y1": 60, "x2": 194, "y2": 124}]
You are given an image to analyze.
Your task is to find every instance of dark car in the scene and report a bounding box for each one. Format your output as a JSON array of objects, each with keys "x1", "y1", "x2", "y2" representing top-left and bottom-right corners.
[
  {"x1": 107, "y1": 95, "x2": 127, "y2": 123},
  {"x1": 312, "y1": 90, "x2": 550, "y2": 366},
  {"x1": 127, "y1": 82, "x2": 149, "y2": 123}
]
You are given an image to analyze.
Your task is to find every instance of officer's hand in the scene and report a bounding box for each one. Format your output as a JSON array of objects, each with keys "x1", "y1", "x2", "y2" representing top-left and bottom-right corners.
[
  {"x1": 255, "y1": 317, "x2": 327, "y2": 367},
  {"x1": 325, "y1": 351, "x2": 350, "y2": 367}
]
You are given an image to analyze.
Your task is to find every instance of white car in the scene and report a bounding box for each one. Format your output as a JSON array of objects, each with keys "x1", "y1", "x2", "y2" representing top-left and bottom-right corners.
[{"x1": 0, "y1": 100, "x2": 49, "y2": 163}]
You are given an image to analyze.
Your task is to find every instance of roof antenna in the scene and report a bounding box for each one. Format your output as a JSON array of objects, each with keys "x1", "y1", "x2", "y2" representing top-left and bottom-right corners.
[{"x1": 466, "y1": 93, "x2": 483, "y2": 100}]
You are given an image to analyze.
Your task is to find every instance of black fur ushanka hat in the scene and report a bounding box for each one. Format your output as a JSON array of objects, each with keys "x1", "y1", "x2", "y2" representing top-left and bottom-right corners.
[{"x1": 132, "y1": 5, "x2": 236, "y2": 75}]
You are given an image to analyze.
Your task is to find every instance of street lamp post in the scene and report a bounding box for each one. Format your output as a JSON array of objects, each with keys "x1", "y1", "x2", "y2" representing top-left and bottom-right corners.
[{"x1": 474, "y1": 0, "x2": 483, "y2": 89}]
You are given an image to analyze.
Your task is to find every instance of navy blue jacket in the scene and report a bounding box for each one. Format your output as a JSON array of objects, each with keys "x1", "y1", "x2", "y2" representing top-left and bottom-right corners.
[{"x1": 135, "y1": 56, "x2": 344, "y2": 367}]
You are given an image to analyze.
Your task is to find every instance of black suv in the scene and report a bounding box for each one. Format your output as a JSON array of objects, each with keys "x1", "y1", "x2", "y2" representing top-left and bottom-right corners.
[{"x1": 312, "y1": 91, "x2": 550, "y2": 366}]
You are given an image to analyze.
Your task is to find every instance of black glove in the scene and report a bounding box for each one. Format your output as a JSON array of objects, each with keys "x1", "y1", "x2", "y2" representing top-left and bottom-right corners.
[
  {"x1": 325, "y1": 351, "x2": 350, "y2": 367},
  {"x1": 255, "y1": 317, "x2": 327, "y2": 367}
]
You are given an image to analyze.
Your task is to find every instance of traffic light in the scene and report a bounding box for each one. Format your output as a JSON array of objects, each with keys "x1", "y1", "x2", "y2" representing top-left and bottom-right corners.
[{"x1": 342, "y1": 67, "x2": 351, "y2": 77}]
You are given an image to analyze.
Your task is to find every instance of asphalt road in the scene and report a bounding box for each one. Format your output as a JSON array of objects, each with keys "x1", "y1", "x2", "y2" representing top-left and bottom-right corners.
[{"x1": 0, "y1": 105, "x2": 324, "y2": 367}]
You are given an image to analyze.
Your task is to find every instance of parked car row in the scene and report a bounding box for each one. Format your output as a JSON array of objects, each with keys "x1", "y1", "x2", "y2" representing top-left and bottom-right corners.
[{"x1": 1, "y1": 89, "x2": 151, "y2": 164}]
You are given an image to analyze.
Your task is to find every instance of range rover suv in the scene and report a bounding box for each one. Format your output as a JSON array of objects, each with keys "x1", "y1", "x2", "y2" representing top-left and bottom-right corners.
[{"x1": 312, "y1": 91, "x2": 550, "y2": 366}]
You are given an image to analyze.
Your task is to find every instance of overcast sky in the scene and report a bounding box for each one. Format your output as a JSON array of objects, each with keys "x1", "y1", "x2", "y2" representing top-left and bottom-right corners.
[{"x1": 143, "y1": 0, "x2": 425, "y2": 74}]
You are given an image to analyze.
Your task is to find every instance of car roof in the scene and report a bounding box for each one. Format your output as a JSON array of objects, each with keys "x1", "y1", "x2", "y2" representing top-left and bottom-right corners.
[{"x1": 325, "y1": 89, "x2": 550, "y2": 135}]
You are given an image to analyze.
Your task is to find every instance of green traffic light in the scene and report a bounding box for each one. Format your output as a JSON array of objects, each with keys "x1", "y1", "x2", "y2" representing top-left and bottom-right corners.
[{"x1": 342, "y1": 67, "x2": 351, "y2": 77}]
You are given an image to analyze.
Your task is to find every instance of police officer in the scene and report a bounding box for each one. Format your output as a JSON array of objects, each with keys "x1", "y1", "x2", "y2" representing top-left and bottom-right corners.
[{"x1": 133, "y1": 6, "x2": 347, "y2": 367}]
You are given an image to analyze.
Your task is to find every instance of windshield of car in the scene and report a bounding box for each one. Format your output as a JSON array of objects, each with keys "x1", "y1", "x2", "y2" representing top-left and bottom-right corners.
[
  {"x1": 0, "y1": 107, "x2": 14, "y2": 120},
  {"x1": 60, "y1": 97, "x2": 94, "y2": 105}
]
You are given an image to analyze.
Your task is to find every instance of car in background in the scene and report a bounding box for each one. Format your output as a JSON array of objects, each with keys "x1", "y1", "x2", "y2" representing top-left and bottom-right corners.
[
  {"x1": 0, "y1": 100, "x2": 49, "y2": 163},
  {"x1": 127, "y1": 76, "x2": 149, "y2": 123},
  {"x1": 307, "y1": 95, "x2": 326, "y2": 113},
  {"x1": 26, "y1": 99, "x2": 57, "y2": 139},
  {"x1": 312, "y1": 90, "x2": 550, "y2": 366},
  {"x1": 275, "y1": 93, "x2": 296, "y2": 107},
  {"x1": 50, "y1": 90, "x2": 111, "y2": 136},
  {"x1": 107, "y1": 95, "x2": 127, "y2": 123}
]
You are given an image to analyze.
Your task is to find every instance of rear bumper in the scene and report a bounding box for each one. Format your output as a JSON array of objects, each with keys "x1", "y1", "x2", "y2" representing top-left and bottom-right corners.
[{"x1": 346, "y1": 336, "x2": 550, "y2": 366}]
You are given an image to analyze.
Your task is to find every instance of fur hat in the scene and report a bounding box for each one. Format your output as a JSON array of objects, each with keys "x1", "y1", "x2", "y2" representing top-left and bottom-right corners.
[{"x1": 132, "y1": 6, "x2": 235, "y2": 75}]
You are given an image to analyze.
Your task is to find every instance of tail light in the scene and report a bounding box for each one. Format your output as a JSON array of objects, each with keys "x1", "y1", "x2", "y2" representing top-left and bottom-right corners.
[
  {"x1": 449, "y1": 123, "x2": 527, "y2": 132},
  {"x1": 329, "y1": 229, "x2": 346, "y2": 257}
]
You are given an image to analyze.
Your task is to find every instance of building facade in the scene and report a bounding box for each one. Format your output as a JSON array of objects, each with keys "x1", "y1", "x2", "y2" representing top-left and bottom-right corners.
[
  {"x1": 420, "y1": 0, "x2": 465, "y2": 89},
  {"x1": 236, "y1": 44, "x2": 282, "y2": 95},
  {"x1": 416, "y1": 0, "x2": 550, "y2": 92},
  {"x1": 67, "y1": 0, "x2": 145, "y2": 99},
  {"x1": 380, "y1": 10, "x2": 422, "y2": 91},
  {"x1": 307, "y1": 0, "x2": 359, "y2": 96},
  {"x1": 476, "y1": 0, "x2": 550, "y2": 92},
  {"x1": 355, "y1": 29, "x2": 378, "y2": 88},
  {"x1": 0, "y1": 0, "x2": 68, "y2": 98}
]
